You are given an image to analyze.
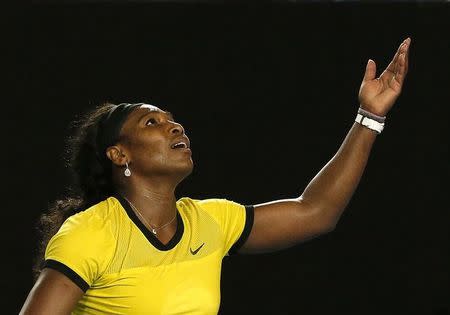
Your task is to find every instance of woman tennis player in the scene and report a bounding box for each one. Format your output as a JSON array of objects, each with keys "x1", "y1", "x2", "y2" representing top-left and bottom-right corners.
[{"x1": 21, "y1": 38, "x2": 410, "y2": 314}]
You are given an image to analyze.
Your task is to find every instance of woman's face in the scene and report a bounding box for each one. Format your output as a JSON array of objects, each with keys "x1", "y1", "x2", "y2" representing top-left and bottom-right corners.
[{"x1": 117, "y1": 104, "x2": 193, "y2": 180}]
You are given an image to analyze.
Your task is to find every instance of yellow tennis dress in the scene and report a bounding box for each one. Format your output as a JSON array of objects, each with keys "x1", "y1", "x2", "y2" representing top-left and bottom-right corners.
[{"x1": 44, "y1": 195, "x2": 253, "y2": 314}]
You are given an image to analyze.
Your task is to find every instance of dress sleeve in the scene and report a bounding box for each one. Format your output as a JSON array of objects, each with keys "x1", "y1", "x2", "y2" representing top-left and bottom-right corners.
[
  {"x1": 42, "y1": 211, "x2": 113, "y2": 292},
  {"x1": 226, "y1": 202, "x2": 254, "y2": 256},
  {"x1": 198, "y1": 199, "x2": 254, "y2": 257}
]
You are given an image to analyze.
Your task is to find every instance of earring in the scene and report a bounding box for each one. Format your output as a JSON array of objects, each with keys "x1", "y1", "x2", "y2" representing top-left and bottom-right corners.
[{"x1": 124, "y1": 162, "x2": 131, "y2": 177}]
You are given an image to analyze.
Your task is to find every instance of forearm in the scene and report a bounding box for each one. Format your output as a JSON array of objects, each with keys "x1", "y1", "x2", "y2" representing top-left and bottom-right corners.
[{"x1": 299, "y1": 122, "x2": 377, "y2": 228}]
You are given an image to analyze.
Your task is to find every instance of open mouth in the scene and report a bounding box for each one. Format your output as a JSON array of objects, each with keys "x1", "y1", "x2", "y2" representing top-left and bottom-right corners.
[{"x1": 171, "y1": 142, "x2": 188, "y2": 149}]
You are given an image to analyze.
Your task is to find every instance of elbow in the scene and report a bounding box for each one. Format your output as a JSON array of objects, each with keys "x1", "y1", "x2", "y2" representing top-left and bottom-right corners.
[
  {"x1": 319, "y1": 208, "x2": 342, "y2": 234},
  {"x1": 300, "y1": 199, "x2": 339, "y2": 235},
  {"x1": 321, "y1": 220, "x2": 337, "y2": 234},
  {"x1": 314, "y1": 209, "x2": 340, "y2": 236},
  {"x1": 301, "y1": 219, "x2": 336, "y2": 242}
]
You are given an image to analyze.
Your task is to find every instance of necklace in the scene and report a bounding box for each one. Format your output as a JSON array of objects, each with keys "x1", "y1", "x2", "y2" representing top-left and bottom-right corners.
[{"x1": 124, "y1": 197, "x2": 177, "y2": 235}]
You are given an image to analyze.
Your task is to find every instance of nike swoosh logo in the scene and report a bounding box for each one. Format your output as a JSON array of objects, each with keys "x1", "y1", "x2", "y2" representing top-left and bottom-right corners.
[{"x1": 190, "y1": 243, "x2": 205, "y2": 255}]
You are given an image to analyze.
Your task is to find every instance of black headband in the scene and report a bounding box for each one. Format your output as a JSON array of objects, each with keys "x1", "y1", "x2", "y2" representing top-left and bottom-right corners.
[{"x1": 96, "y1": 103, "x2": 141, "y2": 162}]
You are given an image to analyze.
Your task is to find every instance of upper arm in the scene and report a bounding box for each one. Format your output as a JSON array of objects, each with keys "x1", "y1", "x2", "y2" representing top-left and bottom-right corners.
[
  {"x1": 237, "y1": 198, "x2": 335, "y2": 254},
  {"x1": 19, "y1": 268, "x2": 84, "y2": 315}
]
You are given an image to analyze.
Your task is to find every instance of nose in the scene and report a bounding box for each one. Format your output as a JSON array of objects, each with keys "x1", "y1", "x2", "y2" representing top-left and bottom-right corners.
[{"x1": 169, "y1": 121, "x2": 184, "y2": 135}]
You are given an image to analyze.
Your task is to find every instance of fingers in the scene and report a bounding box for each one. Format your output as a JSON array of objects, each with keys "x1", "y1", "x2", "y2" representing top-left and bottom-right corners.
[
  {"x1": 380, "y1": 37, "x2": 411, "y2": 88},
  {"x1": 362, "y1": 59, "x2": 377, "y2": 82},
  {"x1": 404, "y1": 37, "x2": 410, "y2": 75},
  {"x1": 392, "y1": 38, "x2": 411, "y2": 86},
  {"x1": 385, "y1": 38, "x2": 408, "y2": 75},
  {"x1": 393, "y1": 52, "x2": 406, "y2": 86}
]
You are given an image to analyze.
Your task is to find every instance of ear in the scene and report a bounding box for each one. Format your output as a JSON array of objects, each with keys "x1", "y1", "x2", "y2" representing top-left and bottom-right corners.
[{"x1": 106, "y1": 145, "x2": 128, "y2": 167}]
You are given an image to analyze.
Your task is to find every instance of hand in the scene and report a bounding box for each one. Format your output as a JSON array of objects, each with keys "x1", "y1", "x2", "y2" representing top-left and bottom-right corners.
[{"x1": 358, "y1": 37, "x2": 411, "y2": 116}]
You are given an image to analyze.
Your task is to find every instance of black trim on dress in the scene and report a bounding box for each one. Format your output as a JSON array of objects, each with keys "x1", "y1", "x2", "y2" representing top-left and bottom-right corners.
[
  {"x1": 114, "y1": 194, "x2": 184, "y2": 251},
  {"x1": 42, "y1": 259, "x2": 90, "y2": 292},
  {"x1": 229, "y1": 205, "x2": 255, "y2": 255}
]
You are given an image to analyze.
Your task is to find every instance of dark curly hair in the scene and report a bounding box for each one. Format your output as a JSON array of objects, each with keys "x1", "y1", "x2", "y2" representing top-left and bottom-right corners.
[{"x1": 33, "y1": 102, "x2": 118, "y2": 281}]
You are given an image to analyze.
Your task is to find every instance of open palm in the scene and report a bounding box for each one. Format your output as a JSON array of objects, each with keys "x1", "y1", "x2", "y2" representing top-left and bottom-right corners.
[{"x1": 359, "y1": 38, "x2": 410, "y2": 116}]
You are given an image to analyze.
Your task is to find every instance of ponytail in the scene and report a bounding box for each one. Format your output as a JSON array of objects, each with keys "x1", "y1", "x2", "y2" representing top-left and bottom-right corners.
[{"x1": 32, "y1": 103, "x2": 117, "y2": 281}]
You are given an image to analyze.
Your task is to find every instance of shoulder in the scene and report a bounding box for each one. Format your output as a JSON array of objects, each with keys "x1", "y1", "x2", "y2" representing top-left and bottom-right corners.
[
  {"x1": 44, "y1": 197, "x2": 122, "y2": 288},
  {"x1": 177, "y1": 197, "x2": 242, "y2": 211},
  {"x1": 65, "y1": 197, "x2": 115, "y2": 225},
  {"x1": 49, "y1": 197, "x2": 120, "y2": 247},
  {"x1": 177, "y1": 197, "x2": 246, "y2": 224}
]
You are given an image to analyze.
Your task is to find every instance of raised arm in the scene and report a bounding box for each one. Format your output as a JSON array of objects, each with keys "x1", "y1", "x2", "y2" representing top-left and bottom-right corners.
[
  {"x1": 238, "y1": 38, "x2": 410, "y2": 254},
  {"x1": 19, "y1": 269, "x2": 84, "y2": 315}
]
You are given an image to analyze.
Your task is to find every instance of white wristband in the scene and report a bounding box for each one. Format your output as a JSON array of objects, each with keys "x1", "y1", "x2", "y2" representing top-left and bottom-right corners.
[{"x1": 355, "y1": 113, "x2": 385, "y2": 134}]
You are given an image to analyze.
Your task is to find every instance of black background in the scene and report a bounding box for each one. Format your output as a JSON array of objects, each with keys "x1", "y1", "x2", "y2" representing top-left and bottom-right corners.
[{"x1": 12, "y1": 2, "x2": 450, "y2": 314}]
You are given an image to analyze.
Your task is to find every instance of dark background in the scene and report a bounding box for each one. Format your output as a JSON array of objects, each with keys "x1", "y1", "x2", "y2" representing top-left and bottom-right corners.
[{"x1": 12, "y1": 2, "x2": 449, "y2": 314}]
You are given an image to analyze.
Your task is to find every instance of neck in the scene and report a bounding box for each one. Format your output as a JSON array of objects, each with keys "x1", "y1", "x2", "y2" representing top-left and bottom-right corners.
[{"x1": 118, "y1": 176, "x2": 179, "y2": 228}]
